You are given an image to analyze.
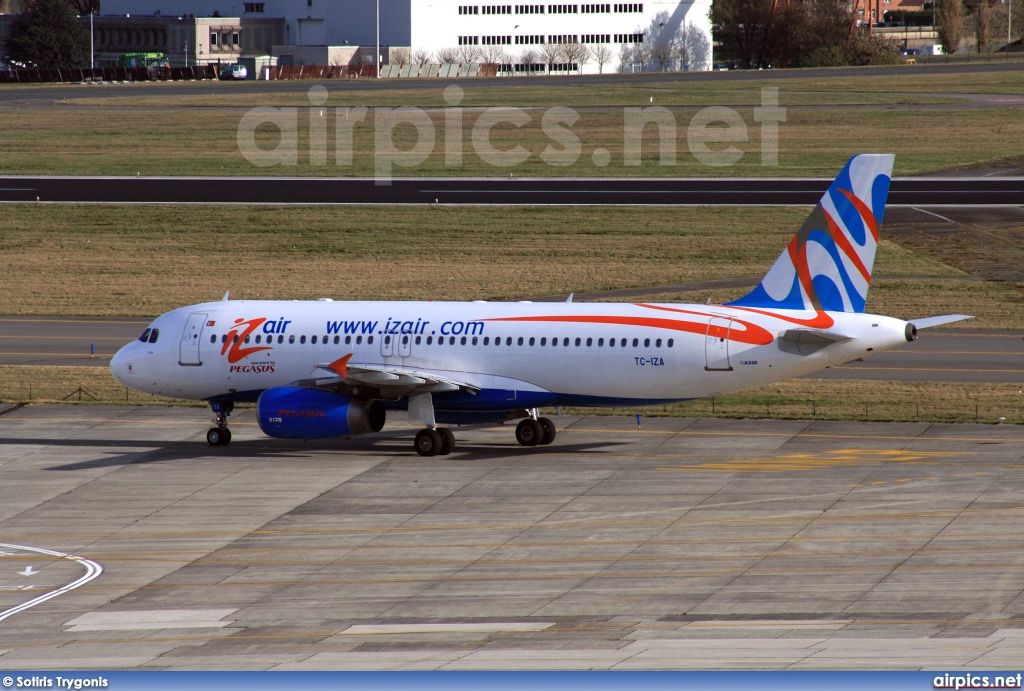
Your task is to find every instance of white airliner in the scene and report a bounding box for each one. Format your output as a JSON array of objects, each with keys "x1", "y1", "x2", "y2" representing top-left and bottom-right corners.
[{"x1": 110, "y1": 155, "x2": 969, "y2": 455}]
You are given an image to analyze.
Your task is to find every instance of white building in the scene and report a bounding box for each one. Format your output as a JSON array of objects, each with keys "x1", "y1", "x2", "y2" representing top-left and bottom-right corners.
[{"x1": 100, "y1": 0, "x2": 712, "y2": 73}]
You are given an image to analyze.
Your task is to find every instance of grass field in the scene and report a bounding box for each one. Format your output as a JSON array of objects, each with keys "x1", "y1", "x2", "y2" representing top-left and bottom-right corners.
[
  {"x1": 2, "y1": 203, "x2": 997, "y2": 323},
  {"x1": 3, "y1": 64, "x2": 1024, "y2": 177}
]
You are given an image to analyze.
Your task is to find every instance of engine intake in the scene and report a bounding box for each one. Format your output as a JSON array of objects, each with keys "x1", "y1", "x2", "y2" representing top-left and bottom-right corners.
[{"x1": 257, "y1": 387, "x2": 386, "y2": 440}]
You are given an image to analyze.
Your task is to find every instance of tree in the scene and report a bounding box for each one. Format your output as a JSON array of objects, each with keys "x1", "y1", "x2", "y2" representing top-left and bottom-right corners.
[
  {"x1": 540, "y1": 41, "x2": 562, "y2": 72},
  {"x1": 65, "y1": 0, "x2": 99, "y2": 14},
  {"x1": 618, "y1": 43, "x2": 634, "y2": 71},
  {"x1": 411, "y1": 48, "x2": 433, "y2": 64},
  {"x1": 633, "y1": 36, "x2": 651, "y2": 71},
  {"x1": 560, "y1": 41, "x2": 590, "y2": 71},
  {"x1": 592, "y1": 43, "x2": 613, "y2": 73},
  {"x1": 483, "y1": 44, "x2": 509, "y2": 64},
  {"x1": 711, "y1": 0, "x2": 803, "y2": 68},
  {"x1": 937, "y1": 0, "x2": 965, "y2": 54},
  {"x1": 652, "y1": 39, "x2": 674, "y2": 70},
  {"x1": 456, "y1": 43, "x2": 482, "y2": 63},
  {"x1": 974, "y1": 0, "x2": 992, "y2": 53},
  {"x1": 518, "y1": 47, "x2": 538, "y2": 74},
  {"x1": 2, "y1": 0, "x2": 90, "y2": 69},
  {"x1": 436, "y1": 47, "x2": 459, "y2": 63},
  {"x1": 390, "y1": 47, "x2": 411, "y2": 64}
]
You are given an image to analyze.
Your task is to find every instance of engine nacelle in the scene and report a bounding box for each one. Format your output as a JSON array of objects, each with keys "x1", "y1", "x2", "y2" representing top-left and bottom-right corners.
[{"x1": 257, "y1": 387, "x2": 386, "y2": 440}]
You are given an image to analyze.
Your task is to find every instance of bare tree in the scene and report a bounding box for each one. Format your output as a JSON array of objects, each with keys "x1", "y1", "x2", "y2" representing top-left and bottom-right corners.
[
  {"x1": 592, "y1": 44, "x2": 612, "y2": 73},
  {"x1": 652, "y1": 40, "x2": 674, "y2": 70},
  {"x1": 390, "y1": 47, "x2": 411, "y2": 65},
  {"x1": 436, "y1": 46, "x2": 459, "y2": 63},
  {"x1": 975, "y1": 0, "x2": 992, "y2": 52},
  {"x1": 411, "y1": 48, "x2": 433, "y2": 64},
  {"x1": 456, "y1": 43, "x2": 482, "y2": 63},
  {"x1": 483, "y1": 44, "x2": 509, "y2": 64},
  {"x1": 618, "y1": 43, "x2": 634, "y2": 72},
  {"x1": 66, "y1": 0, "x2": 99, "y2": 14},
  {"x1": 937, "y1": 0, "x2": 965, "y2": 54},
  {"x1": 541, "y1": 41, "x2": 563, "y2": 72},
  {"x1": 633, "y1": 34, "x2": 651, "y2": 71},
  {"x1": 560, "y1": 42, "x2": 590, "y2": 71},
  {"x1": 518, "y1": 46, "x2": 539, "y2": 74},
  {"x1": 683, "y1": 21, "x2": 711, "y2": 70}
]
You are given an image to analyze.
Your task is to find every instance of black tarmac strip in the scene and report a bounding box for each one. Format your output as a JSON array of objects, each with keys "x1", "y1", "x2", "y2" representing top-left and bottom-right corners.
[{"x1": 1, "y1": 175, "x2": 1022, "y2": 205}]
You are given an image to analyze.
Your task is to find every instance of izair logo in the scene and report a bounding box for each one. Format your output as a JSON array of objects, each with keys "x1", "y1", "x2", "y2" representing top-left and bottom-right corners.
[{"x1": 222, "y1": 317, "x2": 276, "y2": 364}]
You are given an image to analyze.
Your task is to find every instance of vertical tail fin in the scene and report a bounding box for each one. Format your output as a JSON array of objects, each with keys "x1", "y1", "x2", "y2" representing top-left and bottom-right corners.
[{"x1": 727, "y1": 154, "x2": 895, "y2": 314}]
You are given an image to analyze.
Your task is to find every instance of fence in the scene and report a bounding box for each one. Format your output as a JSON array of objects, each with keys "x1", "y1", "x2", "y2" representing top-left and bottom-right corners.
[{"x1": 0, "y1": 65, "x2": 218, "y2": 84}]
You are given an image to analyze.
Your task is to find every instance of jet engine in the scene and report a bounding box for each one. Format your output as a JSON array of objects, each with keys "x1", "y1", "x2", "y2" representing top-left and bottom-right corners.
[{"x1": 257, "y1": 387, "x2": 386, "y2": 440}]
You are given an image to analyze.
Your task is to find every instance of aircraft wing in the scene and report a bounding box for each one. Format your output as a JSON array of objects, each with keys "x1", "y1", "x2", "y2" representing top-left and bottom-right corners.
[{"x1": 291, "y1": 354, "x2": 479, "y2": 396}]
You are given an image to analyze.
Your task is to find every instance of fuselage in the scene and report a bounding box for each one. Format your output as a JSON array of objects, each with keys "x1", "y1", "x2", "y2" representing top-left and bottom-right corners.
[{"x1": 110, "y1": 299, "x2": 912, "y2": 408}]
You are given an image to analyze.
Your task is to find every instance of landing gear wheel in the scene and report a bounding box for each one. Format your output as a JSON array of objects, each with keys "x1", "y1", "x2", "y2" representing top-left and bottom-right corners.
[
  {"x1": 538, "y1": 417, "x2": 556, "y2": 445},
  {"x1": 207, "y1": 427, "x2": 231, "y2": 446},
  {"x1": 516, "y1": 418, "x2": 543, "y2": 447},
  {"x1": 437, "y1": 427, "x2": 455, "y2": 455},
  {"x1": 414, "y1": 428, "x2": 443, "y2": 457}
]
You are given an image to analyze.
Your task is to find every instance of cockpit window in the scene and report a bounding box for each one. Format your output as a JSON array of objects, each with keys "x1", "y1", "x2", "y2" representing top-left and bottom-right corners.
[
  {"x1": 148, "y1": 329, "x2": 159, "y2": 344},
  {"x1": 139, "y1": 328, "x2": 151, "y2": 342}
]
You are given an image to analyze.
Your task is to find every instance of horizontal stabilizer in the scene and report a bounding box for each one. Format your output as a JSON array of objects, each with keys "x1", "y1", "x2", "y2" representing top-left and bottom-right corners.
[{"x1": 910, "y1": 314, "x2": 974, "y2": 329}]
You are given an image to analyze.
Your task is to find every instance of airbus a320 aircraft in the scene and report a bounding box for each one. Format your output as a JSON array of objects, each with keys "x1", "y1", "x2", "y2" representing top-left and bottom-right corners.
[{"x1": 110, "y1": 154, "x2": 969, "y2": 456}]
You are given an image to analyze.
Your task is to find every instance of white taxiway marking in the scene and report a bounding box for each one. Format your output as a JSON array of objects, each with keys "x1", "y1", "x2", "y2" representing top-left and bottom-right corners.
[{"x1": 0, "y1": 543, "x2": 103, "y2": 623}]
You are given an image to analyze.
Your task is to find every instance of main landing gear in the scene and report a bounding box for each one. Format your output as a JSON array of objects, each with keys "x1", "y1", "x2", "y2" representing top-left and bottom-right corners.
[
  {"x1": 207, "y1": 400, "x2": 233, "y2": 446},
  {"x1": 413, "y1": 426, "x2": 455, "y2": 457},
  {"x1": 516, "y1": 412, "x2": 556, "y2": 447}
]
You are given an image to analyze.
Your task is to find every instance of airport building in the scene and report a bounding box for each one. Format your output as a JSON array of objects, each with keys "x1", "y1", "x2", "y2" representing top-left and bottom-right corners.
[{"x1": 97, "y1": 0, "x2": 713, "y2": 72}]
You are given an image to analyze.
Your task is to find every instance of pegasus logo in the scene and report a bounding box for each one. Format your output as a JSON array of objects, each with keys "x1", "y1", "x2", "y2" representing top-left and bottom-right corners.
[{"x1": 221, "y1": 317, "x2": 273, "y2": 364}]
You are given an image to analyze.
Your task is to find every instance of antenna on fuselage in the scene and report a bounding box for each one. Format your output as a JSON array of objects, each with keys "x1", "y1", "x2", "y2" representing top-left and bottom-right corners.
[
  {"x1": 222, "y1": 290, "x2": 230, "y2": 302},
  {"x1": 565, "y1": 292, "x2": 574, "y2": 303}
]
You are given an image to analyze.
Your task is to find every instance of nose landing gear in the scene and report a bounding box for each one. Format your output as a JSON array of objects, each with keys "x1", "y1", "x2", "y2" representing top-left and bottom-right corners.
[
  {"x1": 516, "y1": 411, "x2": 556, "y2": 447},
  {"x1": 207, "y1": 400, "x2": 233, "y2": 446}
]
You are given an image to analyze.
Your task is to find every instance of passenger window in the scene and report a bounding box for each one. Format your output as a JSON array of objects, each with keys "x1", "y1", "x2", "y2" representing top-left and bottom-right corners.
[
  {"x1": 656, "y1": 338, "x2": 662, "y2": 347},
  {"x1": 575, "y1": 337, "x2": 581, "y2": 346},
  {"x1": 598, "y1": 338, "x2": 604, "y2": 346},
  {"x1": 461, "y1": 336, "x2": 467, "y2": 345},
  {"x1": 449, "y1": 336, "x2": 455, "y2": 345},
  {"x1": 244, "y1": 335, "x2": 250, "y2": 344},
  {"x1": 563, "y1": 338, "x2": 569, "y2": 346},
  {"x1": 300, "y1": 335, "x2": 306, "y2": 344},
  {"x1": 356, "y1": 335, "x2": 362, "y2": 345},
  {"x1": 506, "y1": 337, "x2": 512, "y2": 345},
  {"x1": 608, "y1": 338, "x2": 614, "y2": 347},
  {"x1": 415, "y1": 336, "x2": 422, "y2": 345},
  {"x1": 289, "y1": 335, "x2": 295, "y2": 344},
  {"x1": 667, "y1": 338, "x2": 674, "y2": 347},
  {"x1": 222, "y1": 334, "x2": 228, "y2": 344},
  {"x1": 586, "y1": 337, "x2": 592, "y2": 346},
  {"x1": 149, "y1": 329, "x2": 159, "y2": 343},
  {"x1": 620, "y1": 338, "x2": 627, "y2": 347},
  {"x1": 139, "y1": 329, "x2": 151, "y2": 342},
  {"x1": 210, "y1": 335, "x2": 216, "y2": 344},
  {"x1": 345, "y1": 335, "x2": 351, "y2": 344},
  {"x1": 483, "y1": 337, "x2": 489, "y2": 345},
  {"x1": 632, "y1": 338, "x2": 638, "y2": 347},
  {"x1": 551, "y1": 337, "x2": 557, "y2": 346},
  {"x1": 278, "y1": 335, "x2": 284, "y2": 344},
  {"x1": 644, "y1": 338, "x2": 650, "y2": 347},
  {"x1": 472, "y1": 336, "x2": 478, "y2": 345},
  {"x1": 427, "y1": 336, "x2": 433, "y2": 345},
  {"x1": 384, "y1": 335, "x2": 390, "y2": 345},
  {"x1": 234, "y1": 335, "x2": 239, "y2": 344},
  {"x1": 529, "y1": 337, "x2": 535, "y2": 346},
  {"x1": 309, "y1": 335, "x2": 316, "y2": 344},
  {"x1": 368, "y1": 336, "x2": 374, "y2": 344},
  {"x1": 518, "y1": 337, "x2": 524, "y2": 346},
  {"x1": 540, "y1": 337, "x2": 546, "y2": 346},
  {"x1": 255, "y1": 335, "x2": 261, "y2": 344}
]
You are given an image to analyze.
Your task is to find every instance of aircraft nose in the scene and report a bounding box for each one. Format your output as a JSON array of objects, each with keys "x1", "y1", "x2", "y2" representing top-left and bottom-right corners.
[{"x1": 109, "y1": 343, "x2": 132, "y2": 386}]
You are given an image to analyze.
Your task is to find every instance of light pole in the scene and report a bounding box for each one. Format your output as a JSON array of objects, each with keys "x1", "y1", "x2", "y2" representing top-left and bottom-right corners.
[
  {"x1": 90, "y1": 10, "x2": 94, "y2": 69},
  {"x1": 185, "y1": 39, "x2": 188, "y2": 68},
  {"x1": 376, "y1": 0, "x2": 380, "y2": 77},
  {"x1": 1009, "y1": 0, "x2": 1013, "y2": 62}
]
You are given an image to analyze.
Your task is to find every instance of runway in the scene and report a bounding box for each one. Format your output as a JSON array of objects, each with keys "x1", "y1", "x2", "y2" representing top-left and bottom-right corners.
[
  {"x1": 1, "y1": 175, "x2": 1022, "y2": 205},
  {"x1": 0, "y1": 407, "x2": 1022, "y2": 669}
]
